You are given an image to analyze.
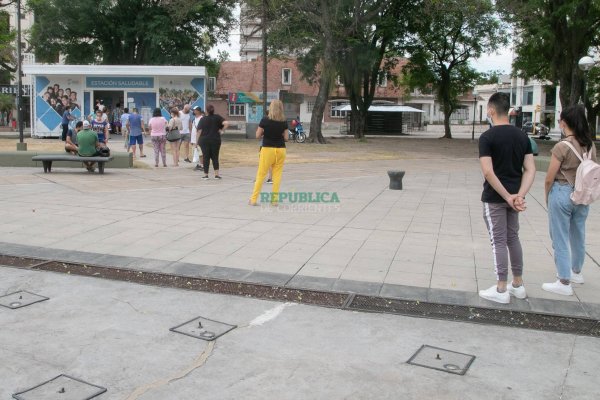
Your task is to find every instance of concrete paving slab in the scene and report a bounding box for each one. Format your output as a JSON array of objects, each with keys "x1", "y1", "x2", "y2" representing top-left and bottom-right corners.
[
  {"x1": 2, "y1": 266, "x2": 599, "y2": 399},
  {"x1": 0, "y1": 156, "x2": 599, "y2": 320}
]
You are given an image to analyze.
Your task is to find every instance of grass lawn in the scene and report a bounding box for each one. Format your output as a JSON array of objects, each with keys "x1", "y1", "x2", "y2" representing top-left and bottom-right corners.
[{"x1": 0, "y1": 136, "x2": 555, "y2": 169}]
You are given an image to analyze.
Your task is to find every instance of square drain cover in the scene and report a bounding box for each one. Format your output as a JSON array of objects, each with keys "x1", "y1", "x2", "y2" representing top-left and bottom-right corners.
[
  {"x1": 0, "y1": 291, "x2": 49, "y2": 309},
  {"x1": 170, "y1": 316, "x2": 236, "y2": 341},
  {"x1": 407, "y1": 345, "x2": 475, "y2": 375},
  {"x1": 12, "y1": 374, "x2": 107, "y2": 399}
]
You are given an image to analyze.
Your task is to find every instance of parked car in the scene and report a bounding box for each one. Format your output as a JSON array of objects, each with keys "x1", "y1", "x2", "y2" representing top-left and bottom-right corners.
[{"x1": 521, "y1": 121, "x2": 550, "y2": 138}]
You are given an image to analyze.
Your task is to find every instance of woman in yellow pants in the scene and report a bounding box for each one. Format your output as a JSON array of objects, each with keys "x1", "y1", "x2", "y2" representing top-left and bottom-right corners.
[{"x1": 250, "y1": 99, "x2": 289, "y2": 205}]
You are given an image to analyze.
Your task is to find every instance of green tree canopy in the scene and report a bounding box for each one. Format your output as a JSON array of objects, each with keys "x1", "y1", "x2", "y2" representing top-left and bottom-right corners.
[
  {"x1": 0, "y1": 8, "x2": 15, "y2": 78},
  {"x1": 265, "y1": 0, "x2": 357, "y2": 143},
  {"x1": 498, "y1": 0, "x2": 600, "y2": 137},
  {"x1": 265, "y1": 0, "x2": 406, "y2": 141},
  {"x1": 403, "y1": 0, "x2": 507, "y2": 138},
  {"x1": 27, "y1": 0, "x2": 236, "y2": 65},
  {"x1": 336, "y1": 0, "x2": 410, "y2": 139}
]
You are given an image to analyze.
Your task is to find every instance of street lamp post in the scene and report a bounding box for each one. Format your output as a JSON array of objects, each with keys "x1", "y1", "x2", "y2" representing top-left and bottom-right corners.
[
  {"x1": 471, "y1": 91, "x2": 478, "y2": 141},
  {"x1": 16, "y1": 0, "x2": 26, "y2": 151}
]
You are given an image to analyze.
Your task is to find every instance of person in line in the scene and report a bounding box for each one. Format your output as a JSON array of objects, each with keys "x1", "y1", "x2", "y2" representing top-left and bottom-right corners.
[
  {"x1": 478, "y1": 92, "x2": 536, "y2": 304},
  {"x1": 167, "y1": 107, "x2": 184, "y2": 167},
  {"x1": 249, "y1": 100, "x2": 288, "y2": 205},
  {"x1": 91, "y1": 109, "x2": 109, "y2": 148},
  {"x1": 97, "y1": 99, "x2": 106, "y2": 113},
  {"x1": 112, "y1": 103, "x2": 123, "y2": 135},
  {"x1": 197, "y1": 104, "x2": 228, "y2": 179},
  {"x1": 148, "y1": 108, "x2": 168, "y2": 167},
  {"x1": 542, "y1": 105, "x2": 598, "y2": 295},
  {"x1": 192, "y1": 106, "x2": 204, "y2": 170},
  {"x1": 127, "y1": 108, "x2": 146, "y2": 158},
  {"x1": 121, "y1": 107, "x2": 130, "y2": 150},
  {"x1": 77, "y1": 120, "x2": 100, "y2": 172},
  {"x1": 179, "y1": 104, "x2": 193, "y2": 163},
  {"x1": 60, "y1": 104, "x2": 75, "y2": 141},
  {"x1": 65, "y1": 121, "x2": 84, "y2": 155}
]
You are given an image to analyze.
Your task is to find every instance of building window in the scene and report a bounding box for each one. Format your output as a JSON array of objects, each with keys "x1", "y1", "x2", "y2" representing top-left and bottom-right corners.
[
  {"x1": 306, "y1": 100, "x2": 315, "y2": 113},
  {"x1": 378, "y1": 72, "x2": 388, "y2": 87},
  {"x1": 208, "y1": 77, "x2": 216, "y2": 92},
  {"x1": 450, "y1": 107, "x2": 470, "y2": 121},
  {"x1": 522, "y1": 86, "x2": 533, "y2": 105},
  {"x1": 282, "y1": 68, "x2": 292, "y2": 85},
  {"x1": 229, "y1": 103, "x2": 246, "y2": 117},
  {"x1": 330, "y1": 101, "x2": 349, "y2": 118}
]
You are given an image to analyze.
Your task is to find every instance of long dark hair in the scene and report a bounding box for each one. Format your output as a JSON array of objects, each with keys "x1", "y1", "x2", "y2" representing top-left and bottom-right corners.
[{"x1": 561, "y1": 105, "x2": 593, "y2": 150}]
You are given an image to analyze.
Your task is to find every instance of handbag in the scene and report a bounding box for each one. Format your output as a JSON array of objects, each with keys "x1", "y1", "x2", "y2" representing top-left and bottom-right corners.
[
  {"x1": 192, "y1": 147, "x2": 200, "y2": 163},
  {"x1": 98, "y1": 147, "x2": 110, "y2": 157},
  {"x1": 166, "y1": 127, "x2": 181, "y2": 142}
]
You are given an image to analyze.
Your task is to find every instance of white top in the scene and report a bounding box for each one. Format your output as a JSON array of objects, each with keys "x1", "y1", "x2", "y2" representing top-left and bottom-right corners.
[
  {"x1": 191, "y1": 116, "x2": 202, "y2": 144},
  {"x1": 179, "y1": 111, "x2": 191, "y2": 134}
]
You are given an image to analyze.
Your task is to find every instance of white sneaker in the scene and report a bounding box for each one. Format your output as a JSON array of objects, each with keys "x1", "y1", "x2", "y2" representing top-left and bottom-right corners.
[
  {"x1": 507, "y1": 282, "x2": 527, "y2": 299},
  {"x1": 479, "y1": 285, "x2": 510, "y2": 304},
  {"x1": 542, "y1": 280, "x2": 574, "y2": 296},
  {"x1": 571, "y1": 272, "x2": 584, "y2": 284}
]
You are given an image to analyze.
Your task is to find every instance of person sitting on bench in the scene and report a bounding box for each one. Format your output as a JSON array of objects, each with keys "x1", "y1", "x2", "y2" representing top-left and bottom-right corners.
[
  {"x1": 78, "y1": 120, "x2": 100, "y2": 172},
  {"x1": 65, "y1": 121, "x2": 84, "y2": 155}
]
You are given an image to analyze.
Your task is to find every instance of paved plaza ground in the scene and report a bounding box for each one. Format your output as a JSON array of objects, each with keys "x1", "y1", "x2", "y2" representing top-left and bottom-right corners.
[
  {"x1": 1, "y1": 135, "x2": 599, "y2": 398},
  {"x1": 0, "y1": 136, "x2": 599, "y2": 313},
  {"x1": 1, "y1": 266, "x2": 599, "y2": 399}
]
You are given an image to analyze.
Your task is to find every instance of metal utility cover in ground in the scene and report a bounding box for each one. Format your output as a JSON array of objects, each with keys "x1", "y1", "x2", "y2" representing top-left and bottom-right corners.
[
  {"x1": 0, "y1": 290, "x2": 49, "y2": 309},
  {"x1": 170, "y1": 316, "x2": 237, "y2": 341},
  {"x1": 407, "y1": 345, "x2": 475, "y2": 375},
  {"x1": 12, "y1": 374, "x2": 107, "y2": 400}
]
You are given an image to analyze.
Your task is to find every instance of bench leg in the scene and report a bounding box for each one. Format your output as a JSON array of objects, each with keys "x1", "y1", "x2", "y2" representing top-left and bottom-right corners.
[
  {"x1": 42, "y1": 161, "x2": 52, "y2": 173},
  {"x1": 98, "y1": 162, "x2": 105, "y2": 174}
]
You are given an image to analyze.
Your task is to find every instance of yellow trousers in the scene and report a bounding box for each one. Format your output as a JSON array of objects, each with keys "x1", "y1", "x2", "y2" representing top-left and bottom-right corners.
[{"x1": 251, "y1": 147, "x2": 286, "y2": 203}]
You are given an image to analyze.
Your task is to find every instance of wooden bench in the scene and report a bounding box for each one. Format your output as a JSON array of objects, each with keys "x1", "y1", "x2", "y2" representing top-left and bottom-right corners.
[{"x1": 31, "y1": 154, "x2": 114, "y2": 174}]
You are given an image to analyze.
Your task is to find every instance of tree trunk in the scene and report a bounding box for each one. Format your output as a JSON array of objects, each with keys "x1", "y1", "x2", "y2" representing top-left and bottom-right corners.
[
  {"x1": 309, "y1": 70, "x2": 329, "y2": 144},
  {"x1": 350, "y1": 110, "x2": 364, "y2": 139},
  {"x1": 436, "y1": 68, "x2": 453, "y2": 139},
  {"x1": 261, "y1": 0, "x2": 268, "y2": 111},
  {"x1": 443, "y1": 111, "x2": 452, "y2": 139}
]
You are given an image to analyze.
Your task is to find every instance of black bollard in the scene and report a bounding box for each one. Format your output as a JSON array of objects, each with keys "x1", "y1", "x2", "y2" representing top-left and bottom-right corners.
[{"x1": 387, "y1": 170, "x2": 406, "y2": 190}]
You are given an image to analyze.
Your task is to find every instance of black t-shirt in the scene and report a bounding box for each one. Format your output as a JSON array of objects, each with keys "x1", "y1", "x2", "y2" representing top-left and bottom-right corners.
[
  {"x1": 479, "y1": 125, "x2": 532, "y2": 203},
  {"x1": 199, "y1": 114, "x2": 225, "y2": 140},
  {"x1": 260, "y1": 117, "x2": 287, "y2": 148},
  {"x1": 66, "y1": 128, "x2": 78, "y2": 145}
]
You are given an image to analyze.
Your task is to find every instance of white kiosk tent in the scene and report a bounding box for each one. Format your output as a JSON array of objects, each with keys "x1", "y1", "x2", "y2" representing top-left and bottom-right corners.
[
  {"x1": 23, "y1": 65, "x2": 206, "y2": 138},
  {"x1": 335, "y1": 104, "x2": 425, "y2": 135}
]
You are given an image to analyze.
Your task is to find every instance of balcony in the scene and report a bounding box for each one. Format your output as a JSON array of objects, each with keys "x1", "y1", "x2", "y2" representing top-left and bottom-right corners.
[{"x1": 22, "y1": 53, "x2": 35, "y2": 65}]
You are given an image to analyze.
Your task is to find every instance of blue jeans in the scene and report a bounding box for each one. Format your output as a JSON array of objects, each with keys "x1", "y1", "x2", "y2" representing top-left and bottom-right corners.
[{"x1": 548, "y1": 182, "x2": 589, "y2": 280}]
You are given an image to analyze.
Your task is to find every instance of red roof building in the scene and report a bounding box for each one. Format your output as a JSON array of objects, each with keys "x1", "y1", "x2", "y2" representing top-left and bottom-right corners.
[{"x1": 212, "y1": 57, "x2": 408, "y2": 125}]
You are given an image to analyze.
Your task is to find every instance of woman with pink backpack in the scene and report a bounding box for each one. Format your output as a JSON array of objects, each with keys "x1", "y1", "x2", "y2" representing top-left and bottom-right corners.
[{"x1": 543, "y1": 105, "x2": 598, "y2": 295}]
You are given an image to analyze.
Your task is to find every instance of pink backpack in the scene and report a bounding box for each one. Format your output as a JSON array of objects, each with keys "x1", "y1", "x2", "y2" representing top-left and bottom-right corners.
[{"x1": 561, "y1": 141, "x2": 600, "y2": 205}]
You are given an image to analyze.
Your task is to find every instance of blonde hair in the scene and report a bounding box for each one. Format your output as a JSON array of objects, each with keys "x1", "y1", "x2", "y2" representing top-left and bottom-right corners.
[{"x1": 268, "y1": 100, "x2": 286, "y2": 122}]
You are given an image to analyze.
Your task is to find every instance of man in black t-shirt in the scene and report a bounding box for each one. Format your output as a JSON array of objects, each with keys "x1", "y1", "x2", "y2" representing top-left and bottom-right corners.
[
  {"x1": 478, "y1": 92, "x2": 536, "y2": 304},
  {"x1": 65, "y1": 121, "x2": 84, "y2": 155}
]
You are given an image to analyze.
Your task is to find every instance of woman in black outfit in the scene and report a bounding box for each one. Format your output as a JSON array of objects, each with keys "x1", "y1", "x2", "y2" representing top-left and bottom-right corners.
[{"x1": 197, "y1": 104, "x2": 228, "y2": 180}]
